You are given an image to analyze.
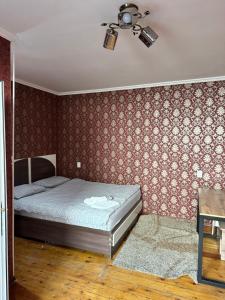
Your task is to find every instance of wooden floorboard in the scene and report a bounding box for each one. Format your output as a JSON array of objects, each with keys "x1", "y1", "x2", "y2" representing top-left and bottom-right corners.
[{"x1": 14, "y1": 237, "x2": 225, "y2": 300}]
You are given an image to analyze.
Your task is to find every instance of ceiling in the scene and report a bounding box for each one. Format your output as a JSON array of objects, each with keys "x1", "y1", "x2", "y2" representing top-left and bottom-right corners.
[{"x1": 0, "y1": 0, "x2": 225, "y2": 94}]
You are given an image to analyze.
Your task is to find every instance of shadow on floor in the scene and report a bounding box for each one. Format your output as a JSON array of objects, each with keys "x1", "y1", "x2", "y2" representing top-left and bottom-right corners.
[{"x1": 14, "y1": 282, "x2": 40, "y2": 300}]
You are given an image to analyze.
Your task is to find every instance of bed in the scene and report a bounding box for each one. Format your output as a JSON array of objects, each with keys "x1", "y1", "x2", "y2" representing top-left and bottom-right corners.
[{"x1": 14, "y1": 154, "x2": 142, "y2": 257}]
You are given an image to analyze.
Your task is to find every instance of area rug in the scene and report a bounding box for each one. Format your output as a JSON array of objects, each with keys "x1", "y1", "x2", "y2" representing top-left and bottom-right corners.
[{"x1": 113, "y1": 214, "x2": 198, "y2": 283}]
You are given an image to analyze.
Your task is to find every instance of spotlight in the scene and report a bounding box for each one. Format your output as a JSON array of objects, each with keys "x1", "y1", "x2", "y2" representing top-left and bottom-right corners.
[
  {"x1": 103, "y1": 29, "x2": 118, "y2": 50},
  {"x1": 138, "y1": 26, "x2": 158, "y2": 48}
]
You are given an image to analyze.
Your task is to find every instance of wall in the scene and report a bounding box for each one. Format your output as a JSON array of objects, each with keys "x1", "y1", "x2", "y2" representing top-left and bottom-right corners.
[
  {"x1": 57, "y1": 81, "x2": 225, "y2": 220},
  {"x1": 0, "y1": 36, "x2": 13, "y2": 286},
  {"x1": 15, "y1": 83, "x2": 57, "y2": 159},
  {"x1": 14, "y1": 81, "x2": 225, "y2": 221}
]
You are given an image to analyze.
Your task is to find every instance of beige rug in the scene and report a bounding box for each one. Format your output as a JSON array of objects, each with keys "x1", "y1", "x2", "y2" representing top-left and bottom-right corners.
[{"x1": 113, "y1": 214, "x2": 198, "y2": 283}]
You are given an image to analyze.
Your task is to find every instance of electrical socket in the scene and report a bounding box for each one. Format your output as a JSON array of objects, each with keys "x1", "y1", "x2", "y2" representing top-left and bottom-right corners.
[{"x1": 196, "y1": 170, "x2": 203, "y2": 178}]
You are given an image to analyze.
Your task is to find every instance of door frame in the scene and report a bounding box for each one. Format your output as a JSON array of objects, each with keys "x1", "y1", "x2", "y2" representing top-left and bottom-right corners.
[{"x1": 0, "y1": 80, "x2": 9, "y2": 300}]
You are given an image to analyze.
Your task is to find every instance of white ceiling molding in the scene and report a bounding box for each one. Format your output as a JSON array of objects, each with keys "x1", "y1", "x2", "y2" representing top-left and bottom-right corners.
[
  {"x1": 15, "y1": 76, "x2": 225, "y2": 96},
  {"x1": 0, "y1": 26, "x2": 16, "y2": 41},
  {"x1": 15, "y1": 78, "x2": 58, "y2": 95},
  {"x1": 57, "y1": 76, "x2": 225, "y2": 96}
]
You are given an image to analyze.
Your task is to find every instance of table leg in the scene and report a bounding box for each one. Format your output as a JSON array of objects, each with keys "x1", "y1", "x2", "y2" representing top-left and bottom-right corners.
[
  {"x1": 197, "y1": 202, "x2": 199, "y2": 233},
  {"x1": 197, "y1": 215, "x2": 204, "y2": 282}
]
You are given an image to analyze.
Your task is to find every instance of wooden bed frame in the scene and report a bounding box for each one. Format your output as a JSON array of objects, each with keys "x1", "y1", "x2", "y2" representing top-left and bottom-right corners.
[{"x1": 14, "y1": 155, "x2": 142, "y2": 257}]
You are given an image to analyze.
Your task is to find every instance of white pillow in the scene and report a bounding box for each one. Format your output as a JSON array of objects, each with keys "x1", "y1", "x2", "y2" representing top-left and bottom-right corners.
[
  {"x1": 14, "y1": 184, "x2": 46, "y2": 200},
  {"x1": 33, "y1": 176, "x2": 70, "y2": 188}
]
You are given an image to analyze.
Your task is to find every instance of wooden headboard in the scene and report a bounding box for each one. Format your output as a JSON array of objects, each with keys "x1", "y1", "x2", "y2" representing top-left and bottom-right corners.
[
  {"x1": 14, "y1": 158, "x2": 29, "y2": 186},
  {"x1": 14, "y1": 154, "x2": 56, "y2": 186},
  {"x1": 31, "y1": 157, "x2": 55, "y2": 182}
]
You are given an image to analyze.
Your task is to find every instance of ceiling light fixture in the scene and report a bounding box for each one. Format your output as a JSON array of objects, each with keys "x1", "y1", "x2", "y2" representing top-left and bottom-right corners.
[{"x1": 101, "y1": 3, "x2": 158, "y2": 50}]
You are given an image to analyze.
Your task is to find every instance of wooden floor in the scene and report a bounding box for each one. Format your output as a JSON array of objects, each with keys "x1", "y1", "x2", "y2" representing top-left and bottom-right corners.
[{"x1": 14, "y1": 236, "x2": 225, "y2": 300}]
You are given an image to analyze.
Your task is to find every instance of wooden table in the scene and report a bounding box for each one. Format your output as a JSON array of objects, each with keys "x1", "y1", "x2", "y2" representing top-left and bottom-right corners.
[{"x1": 197, "y1": 188, "x2": 225, "y2": 288}]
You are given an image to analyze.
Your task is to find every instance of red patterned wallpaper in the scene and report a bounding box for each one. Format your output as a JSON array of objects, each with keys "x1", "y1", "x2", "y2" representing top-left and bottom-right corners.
[
  {"x1": 15, "y1": 83, "x2": 57, "y2": 159},
  {"x1": 15, "y1": 80, "x2": 225, "y2": 220},
  {"x1": 0, "y1": 36, "x2": 13, "y2": 284},
  {"x1": 57, "y1": 81, "x2": 225, "y2": 220}
]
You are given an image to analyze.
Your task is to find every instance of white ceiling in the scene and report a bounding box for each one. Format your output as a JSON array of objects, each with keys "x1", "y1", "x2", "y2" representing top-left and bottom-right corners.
[{"x1": 1, "y1": 0, "x2": 225, "y2": 94}]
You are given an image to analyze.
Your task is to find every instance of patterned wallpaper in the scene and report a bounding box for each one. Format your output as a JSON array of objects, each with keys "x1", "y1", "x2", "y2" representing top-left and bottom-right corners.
[
  {"x1": 57, "y1": 81, "x2": 225, "y2": 220},
  {"x1": 0, "y1": 36, "x2": 13, "y2": 283},
  {"x1": 15, "y1": 83, "x2": 57, "y2": 159},
  {"x1": 15, "y1": 80, "x2": 225, "y2": 220}
]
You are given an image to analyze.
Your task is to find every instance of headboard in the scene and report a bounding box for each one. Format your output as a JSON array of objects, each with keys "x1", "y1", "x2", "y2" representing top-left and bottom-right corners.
[
  {"x1": 14, "y1": 154, "x2": 56, "y2": 186},
  {"x1": 14, "y1": 158, "x2": 29, "y2": 186}
]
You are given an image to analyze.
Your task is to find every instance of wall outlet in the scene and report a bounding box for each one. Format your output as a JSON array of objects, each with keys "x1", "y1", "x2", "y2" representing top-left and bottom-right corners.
[
  {"x1": 76, "y1": 161, "x2": 81, "y2": 168},
  {"x1": 196, "y1": 170, "x2": 203, "y2": 178}
]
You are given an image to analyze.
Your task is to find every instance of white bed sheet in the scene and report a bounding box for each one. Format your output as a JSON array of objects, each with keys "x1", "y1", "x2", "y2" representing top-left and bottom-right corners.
[{"x1": 14, "y1": 179, "x2": 141, "y2": 231}]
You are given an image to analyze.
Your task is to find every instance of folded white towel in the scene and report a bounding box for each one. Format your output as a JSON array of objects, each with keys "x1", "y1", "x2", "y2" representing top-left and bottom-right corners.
[{"x1": 84, "y1": 196, "x2": 119, "y2": 210}]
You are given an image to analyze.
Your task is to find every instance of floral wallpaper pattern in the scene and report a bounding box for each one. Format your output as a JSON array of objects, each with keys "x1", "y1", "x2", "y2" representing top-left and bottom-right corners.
[
  {"x1": 57, "y1": 81, "x2": 225, "y2": 220},
  {"x1": 15, "y1": 83, "x2": 57, "y2": 159},
  {"x1": 15, "y1": 81, "x2": 225, "y2": 220}
]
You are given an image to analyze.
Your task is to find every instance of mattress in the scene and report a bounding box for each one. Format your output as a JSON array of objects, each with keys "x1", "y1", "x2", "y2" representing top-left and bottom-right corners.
[{"x1": 14, "y1": 179, "x2": 141, "y2": 231}]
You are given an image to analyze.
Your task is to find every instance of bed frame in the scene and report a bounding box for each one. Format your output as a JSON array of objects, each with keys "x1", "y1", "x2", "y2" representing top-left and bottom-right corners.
[{"x1": 14, "y1": 155, "x2": 142, "y2": 257}]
